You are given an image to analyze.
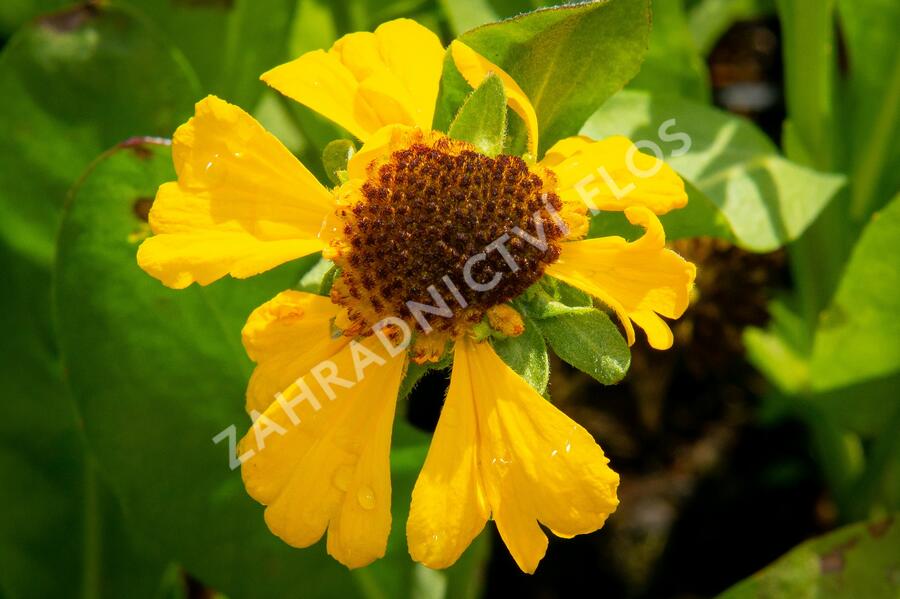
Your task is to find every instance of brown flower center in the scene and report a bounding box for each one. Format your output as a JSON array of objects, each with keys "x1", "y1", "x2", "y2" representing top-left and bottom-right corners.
[{"x1": 333, "y1": 137, "x2": 565, "y2": 337}]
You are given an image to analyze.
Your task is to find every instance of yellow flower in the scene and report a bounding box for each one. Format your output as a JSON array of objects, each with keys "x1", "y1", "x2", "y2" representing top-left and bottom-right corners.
[{"x1": 137, "y1": 19, "x2": 696, "y2": 572}]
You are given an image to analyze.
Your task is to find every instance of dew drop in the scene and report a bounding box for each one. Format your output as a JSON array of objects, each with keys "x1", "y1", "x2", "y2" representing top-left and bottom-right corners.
[
  {"x1": 333, "y1": 465, "x2": 353, "y2": 492},
  {"x1": 357, "y1": 486, "x2": 376, "y2": 510},
  {"x1": 204, "y1": 153, "x2": 227, "y2": 186},
  {"x1": 564, "y1": 441, "x2": 572, "y2": 453},
  {"x1": 550, "y1": 449, "x2": 559, "y2": 458}
]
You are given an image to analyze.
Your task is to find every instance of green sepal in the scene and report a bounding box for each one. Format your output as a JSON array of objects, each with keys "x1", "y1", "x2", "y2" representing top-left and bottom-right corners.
[
  {"x1": 491, "y1": 313, "x2": 550, "y2": 394},
  {"x1": 517, "y1": 277, "x2": 593, "y2": 320},
  {"x1": 448, "y1": 72, "x2": 507, "y2": 156},
  {"x1": 535, "y1": 309, "x2": 631, "y2": 385},
  {"x1": 399, "y1": 350, "x2": 453, "y2": 401}
]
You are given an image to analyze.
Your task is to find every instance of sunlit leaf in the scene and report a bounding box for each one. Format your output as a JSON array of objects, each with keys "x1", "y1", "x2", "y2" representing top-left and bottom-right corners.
[
  {"x1": 457, "y1": 0, "x2": 651, "y2": 154},
  {"x1": 810, "y1": 194, "x2": 900, "y2": 391},
  {"x1": 583, "y1": 90, "x2": 846, "y2": 251}
]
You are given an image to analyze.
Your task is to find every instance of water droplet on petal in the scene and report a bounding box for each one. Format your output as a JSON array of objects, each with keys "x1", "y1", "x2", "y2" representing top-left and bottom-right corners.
[
  {"x1": 333, "y1": 465, "x2": 353, "y2": 492},
  {"x1": 550, "y1": 449, "x2": 559, "y2": 458},
  {"x1": 204, "y1": 153, "x2": 227, "y2": 186},
  {"x1": 564, "y1": 441, "x2": 572, "y2": 453},
  {"x1": 357, "y1": 486, "x2": 375, "y2": 510}
]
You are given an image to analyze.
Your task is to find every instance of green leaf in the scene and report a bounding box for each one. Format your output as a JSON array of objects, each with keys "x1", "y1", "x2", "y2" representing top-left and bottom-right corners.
[
  {"x1": 717, "y1": 515, "x2": 900, "y2": 599},
  {"x1": 629, "y1": 0, "x2": 710, "y2": 102},
  {"x1": 448, "y1": 72, "x2": 507, "y2": 156},
  {"x1": 0, "y1": 3, "x2": 199, "y2": 266},
  {"x1": 123, "y1": 0, "x2": 296, "y2": 109},
  {"x1": 458, "y1": 0, "x2": 651, "y2": 154},
  {"x1": 810, "y1": 373, "x2": 900, "y2": 439},
  {"x1": 837, "y1": 0, "x2": 900, "y2": 218},
  {"x1": 744, "y1": 328, "x2": 810, "y2": 396},
  {"x1": 535, "y1": 310, "x2": 630, "y2": 385},
  {"x1": 53, "y1": 141, "x2": 358, "y2": 598},
  {"x1": 583, "y1": 90, "x2": 846, "y2": 251},
  {"x1": 810, "y1": 194, "x2": 900, "y2": 391},
  {"x1": 491, "y1": 314, "x2": 549, "y2": 393},
  {"x1": 744, "y1": 297, "x2": 812, "y2": 395},
  {"x1": 517, "y1": 278, "x2": 593, "y2": 320},
  {"x1": 0, "y1": 244, "x2": 169, "y2": 599},
  {"x1": 0, "y1": 8, "x2": 195, "y2": 595}
]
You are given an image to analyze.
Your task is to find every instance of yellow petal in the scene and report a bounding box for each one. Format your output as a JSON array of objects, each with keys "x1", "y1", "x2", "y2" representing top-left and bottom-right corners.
[
  {"x1": 345, "y1": 123, "x2": 419, "y2": 181},
  {"x1": 470, "y1": 338, "x2": 619, "y2": 573},
  {"x1": 449, "y1": 41, "x2": 539, "y2": 157},
  {"x1": 407, "y1": 349, "x2": 490, "y2": 568},
  {"x1": 546, "y1": 207, "x2": 697, "y2": 349},
  {"x1": 262, "y1": 19, "x2": 444, "y2": 140},
  {"x1": 241, "y1": 290, "x2": 350, "y2": 414},
  {"x1": 240, "y1": 336, "x2": 406, "y2": 569},
  {"x1": 547, "y1": 135, "x2": 687, "y2": 215},
  {"x1": 541, "y1": 135, "x2": 593, "y2": 168},
  {"x1": 409, "y1": 338, "x2": 619, "y2": 573},
  {"x1": 136, "y1": 96, "x2": 331, "y2": 289}
]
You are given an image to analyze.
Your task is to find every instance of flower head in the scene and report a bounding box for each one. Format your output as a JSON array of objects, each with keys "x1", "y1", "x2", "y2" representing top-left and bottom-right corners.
[
  {"x1": 137, "y1": 18, "x2": 696, "y2": 573},
  {"x1": 326, "y1": 127, "x2": 566, "y2": 345}
]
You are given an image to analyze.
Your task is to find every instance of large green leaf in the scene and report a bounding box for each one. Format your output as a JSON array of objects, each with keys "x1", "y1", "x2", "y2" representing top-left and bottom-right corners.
[
  {"x1": 53, "y1": 140, "x2": 483, "y2": 598},
  {"x1": 0, "y1": 244, "x2": 169, "y2": 599},
  {"x1": 810, "y1": 194, "x2": 900, "y2": 392},
  {"x1": 0, "y1": 7, "x2": 198, "y2": 596},
  {"x1": 124, "y1": 0, "x2": 296, "y2": 109},
  {"x1": 717, "y1": 515, "x2": 900, "y2": 598},
  {"x1": 583, "y1": 90, "x2": 846, "y2": 251},
  {"x1": 458, "y1": 0, "x2": 651, "y2": 154},
  {"x1": 0, "y1": 3, "x2": 199, "y2": 266}
]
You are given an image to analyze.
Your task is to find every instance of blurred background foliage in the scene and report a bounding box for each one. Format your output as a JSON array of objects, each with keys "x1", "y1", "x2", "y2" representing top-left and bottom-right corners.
[{"x1": 0, "y1": 0, "x2": 898, "y2": 597}]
